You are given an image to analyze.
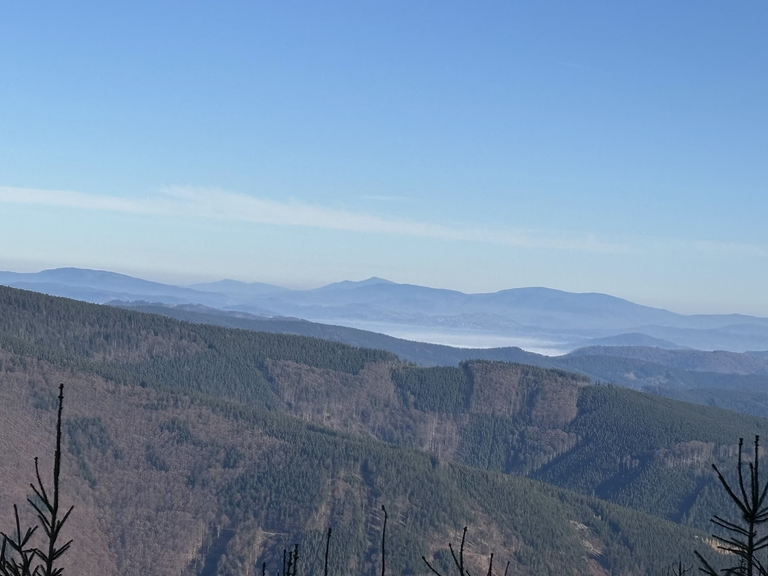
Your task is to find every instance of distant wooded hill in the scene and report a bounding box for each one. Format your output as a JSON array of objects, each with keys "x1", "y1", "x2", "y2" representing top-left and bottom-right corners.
[
  {"x1": 4, "y1": 266, "x2": 768, "y2": 351},
  {"x1": 0, "y1": 285, "x2": 757, "y2": 574}
]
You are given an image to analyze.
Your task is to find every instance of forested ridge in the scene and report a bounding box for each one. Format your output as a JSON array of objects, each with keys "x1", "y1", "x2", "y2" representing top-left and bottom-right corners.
[
  {"x1": 0, "y1": 286, "x2": 758, "y2": 574},
  {"x1": 115, "y1": 300, "x2": 768, "y2": 420},
  {"x1": 0, "y1": 286, "x2": 394, "y2": 405}
]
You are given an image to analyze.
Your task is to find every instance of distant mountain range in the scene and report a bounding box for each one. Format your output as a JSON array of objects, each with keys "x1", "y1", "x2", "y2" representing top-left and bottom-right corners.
[{"x1": 3, "y1": 267, "x2": 768, "y2": 352}]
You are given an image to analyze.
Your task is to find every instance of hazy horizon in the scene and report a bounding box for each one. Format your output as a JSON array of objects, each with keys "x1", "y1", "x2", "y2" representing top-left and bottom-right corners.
[{"x1": 3, "y1": 260, "x2": 768, "y2": 320}]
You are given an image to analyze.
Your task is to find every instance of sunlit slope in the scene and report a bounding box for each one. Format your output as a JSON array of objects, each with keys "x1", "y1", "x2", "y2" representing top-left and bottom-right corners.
[{"x1": 0, "y1": 349, "x2": 723, "y2": 576}]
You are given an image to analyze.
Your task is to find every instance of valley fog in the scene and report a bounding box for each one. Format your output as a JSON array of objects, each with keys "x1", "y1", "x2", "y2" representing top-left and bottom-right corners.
[{"x1": 321, "y1": 321, "x2": 573, "y2": 356}]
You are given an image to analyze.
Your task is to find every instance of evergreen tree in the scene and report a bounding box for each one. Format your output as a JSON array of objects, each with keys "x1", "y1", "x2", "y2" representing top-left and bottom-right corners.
[
  {"x1": 696, "y1": 436, "x2": 768, "y2": 576},
  {"x1": 0, "y1": 385, "x2": 73, "y2": 576}
]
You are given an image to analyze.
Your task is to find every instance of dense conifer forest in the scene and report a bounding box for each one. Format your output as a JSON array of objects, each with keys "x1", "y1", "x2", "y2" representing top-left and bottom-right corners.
[
  {"x1": 1, "y1": 286, "x2": 763, "y2": 574},
  {"x1": 116, "y1": 301, "x2": 768, "y2": 421}
]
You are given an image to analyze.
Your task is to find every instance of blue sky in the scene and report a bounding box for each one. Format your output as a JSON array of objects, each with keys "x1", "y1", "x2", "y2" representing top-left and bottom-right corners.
[{"x1": 1, "y1": 2, "x2": 766, "y2": 314}]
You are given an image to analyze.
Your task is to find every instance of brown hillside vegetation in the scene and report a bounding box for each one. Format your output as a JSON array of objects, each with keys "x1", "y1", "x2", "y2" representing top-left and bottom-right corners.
[
  {"x1": 0, "y1": 347, "x2": 721, "y2": 576},
  {"x1": 266, "y1": 359, "x2": 586, "y2": 469}
]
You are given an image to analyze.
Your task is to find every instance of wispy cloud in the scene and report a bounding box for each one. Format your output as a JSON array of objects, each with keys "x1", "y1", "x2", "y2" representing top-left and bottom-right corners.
[
  {"x1": 0, "y1": 185, "x2": 631, "y2": 254},
  {"x1": 0, "y1": 187, "x2": 151, "y2": 213}
]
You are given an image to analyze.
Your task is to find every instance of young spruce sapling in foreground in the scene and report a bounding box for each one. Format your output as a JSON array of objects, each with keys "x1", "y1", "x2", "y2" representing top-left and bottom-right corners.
[{"x1": 0, "y1": 384, "x2": 73, "y2": 576}]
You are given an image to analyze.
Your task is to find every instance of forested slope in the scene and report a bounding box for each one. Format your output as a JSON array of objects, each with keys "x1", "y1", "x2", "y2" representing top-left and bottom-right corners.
[
  {"x1": 0, "y1": 286, "x2": 760, "y2": 573},
  {"x1": 0, "y1": 349, "x2": 722, "y2": 576},
  {"x1": 110, "y1": 301, "x2": 552, "y2": 367},
  {"x1": 113, "y1": 301, "x2": 768, "y2": 419}
]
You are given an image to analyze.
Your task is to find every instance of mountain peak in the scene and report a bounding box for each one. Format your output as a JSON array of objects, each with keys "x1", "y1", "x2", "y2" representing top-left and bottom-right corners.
[
  {"x1": 315, "y1": 277, "x2": 395, "y2": 291},
  {"x1": 360, "y1": 276, "x2": 394, "y2": 285}
]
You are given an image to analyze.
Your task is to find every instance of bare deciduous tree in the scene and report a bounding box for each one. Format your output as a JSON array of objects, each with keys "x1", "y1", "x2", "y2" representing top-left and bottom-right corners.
[{"x1": 423, "y1": 527, "x2": 508, "y2": 576}]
